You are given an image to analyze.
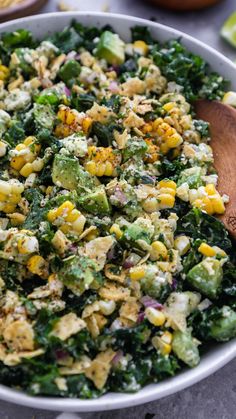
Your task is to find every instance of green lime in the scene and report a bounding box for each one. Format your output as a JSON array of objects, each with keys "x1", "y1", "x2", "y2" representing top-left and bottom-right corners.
[{"x1": 221, "y1": 12, "x2": 236, "y2": 48}]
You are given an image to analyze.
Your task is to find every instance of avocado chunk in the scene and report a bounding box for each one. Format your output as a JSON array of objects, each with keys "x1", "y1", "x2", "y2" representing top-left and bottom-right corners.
[
  {"x1": 208, "y1": 306, "x2": 236, "y2": 342},
  {"x1": 58, "y1": 60, "x2": 81, "y2": 86},
  {"x1": 186, "y1": 258, "x2": 223, "y2": 299},
  {"x1": 123, "y1": 138, "x2": 148, "y2": 162},
  {"x1": 177, "y1": 167, "x2": 203, "y2": 188},
  {"x1": 172, "y1": 330, "x2": 200, "y2": 368},
  {"x1": 52, "y1": 155, "x2": 95, "y2": 193},
  {"x1": 96, "y1": 31, "x2": 125, "y2": 65},
  {"x1": 122, "y1": 223, "x2": 152, "y2": 248},
  {"x1": 58, "y1": 255, "x2": 100, "y2": 296},
  {"x1": 78, "y1": 185, "x2": 111, "y2": 215}
]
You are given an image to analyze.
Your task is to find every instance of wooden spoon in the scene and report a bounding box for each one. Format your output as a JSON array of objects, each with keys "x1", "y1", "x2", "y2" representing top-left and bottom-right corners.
[{"x1": 195, "y1": 100, "x2": 236, "y2": 240}]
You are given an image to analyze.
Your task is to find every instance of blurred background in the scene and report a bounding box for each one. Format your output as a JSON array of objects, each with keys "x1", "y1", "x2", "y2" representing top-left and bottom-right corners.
[{"x1": 1, "y1": 0, "x2": 236, "y2": 61}]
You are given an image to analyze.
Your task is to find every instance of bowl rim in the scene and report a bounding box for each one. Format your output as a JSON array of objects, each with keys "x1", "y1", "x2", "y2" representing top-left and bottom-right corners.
[{"x1": 0, "y1": 11, "x2": 235, "y2": 412}]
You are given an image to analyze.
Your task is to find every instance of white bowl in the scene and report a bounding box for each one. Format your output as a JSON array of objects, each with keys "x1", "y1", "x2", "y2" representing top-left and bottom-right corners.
[{"x1": 0, "y1": 12, "x2": 235, "y2": 412}]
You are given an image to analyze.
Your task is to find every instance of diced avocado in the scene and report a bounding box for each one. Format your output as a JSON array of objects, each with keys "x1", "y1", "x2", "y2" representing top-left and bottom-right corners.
[
  {"x1": 33, "y1": 104, "x2": 55, "y2": 131},
  {"x1": 12, "y1": 48, "x2": 35, "y2": 75},
  {"x1": 177, "y1": 167, "x2": 203, "y2": 188},
  {"x1": 186, "y1": 258, "x2": 223, "y2": 299},
  {"x1": 123, "y1": 138, "x2": 148, "y2": 162},
  {"x1": 58, "y1": 255, "x2": 100, "y2": 296},
  {"x1": 172, "y1": 330, "x2": 200, "y2": 368},
  {"x1": 78, "y1": 185, "x2": 111, "y2": 215},
  {"x1": 58, "y1": 60, "x2": 81, "y2": 86},
  {"x1": 96, "y1": 31, "x2": 125, "y2": 65},
  {"x1": 52, "y1": 155, "x2": 95, "y2": 193},
  {"x1": 122, "y1": 223, "x2": 151, "y2": 247},
  {"x1": 209, "y1": 306, "x2": 236, "y2": 342}
]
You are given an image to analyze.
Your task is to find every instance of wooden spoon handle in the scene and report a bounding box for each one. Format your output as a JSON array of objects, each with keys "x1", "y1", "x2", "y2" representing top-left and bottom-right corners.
[{"x1": 195, "y1": 100, "x2": 236, "y2": 240}]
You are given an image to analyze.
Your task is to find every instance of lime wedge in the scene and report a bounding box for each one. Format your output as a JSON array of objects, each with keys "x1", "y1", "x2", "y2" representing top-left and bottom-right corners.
[{"x1": 221, "y1": 12, "x2": 236, "y2": 47}]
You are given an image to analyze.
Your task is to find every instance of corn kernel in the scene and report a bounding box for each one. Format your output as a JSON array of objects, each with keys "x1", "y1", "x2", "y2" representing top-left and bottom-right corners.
[
  {"x1": 110, "y1": 223, "x2": 123, "y2": 239},
  {"x1": 85, "y1": 160, "x2": 97, "y2": 176},
  {"x1": 65, "y1": 209, "x2": 80, "y2": 223},
  {"x1": 10, "y1": 182, "x2": 24, "y2": 194},
  {"x1": 10, "y1": 156, "x2": 25, "y2": 171},
  {"x1": 163, "y1": 102, "x2": 175, "y2": 112},
  {"x1": 7, "y1": 212, "x2": 26, "y2": 226},
  {"x1": 166, "y1": 134, "x2": 183, "y2": 148},
  {"x1": 193, "y1": 197, "x2": 214, "y2": 215},
  {"x1": 56, "y1": 201, "x2": 75, "y2": 218},
  {"x1": 47, "y1": 208, "x2": 58, "y2": 223},
  {"x1": 0, "y1": 192, "x2": 6, "y2": 201},
  {"x1": 211, "y1": 196, "x2": 225, "y2": 214},
  {"x1": 159, "y1": 180, "x2": 177, "y2": 190},
  {"x1": 20, "y1": 163, "x2": 33, "y2": 177},
  {"x1": 152, "y1": 332, "x2": 172, "y2": 355},
  {"x1": 82, "y1": 117, "x2": 92, "y2": 134},
  {"x1": 59, "y1": 224, "x2": 71, "y2": 234},
  {"x1": 198, "y1": 242, "x2": 216, "y2": 257},
  {"x1": 27, "y1": 255, "x2": 48, "y2": 278},
  {"x1": 142, "y1": 197, "x2": 159, "y2": 213},
  {"x1": 0, "y1": 141, "x2": 7, "y2": 157},
  {"x1": 133, "y1": 40, "x2": 149, "y2": 56},
  {"x1": 2, "y1": 203, "x2": 16, "y2": 213},
  {"x1": 174, "y1": 235, "x2": 190, "y2": 256},
  {"x1": 150, "y1": 241, "x2": 168, "y2": 261},
  {"x1": 24, "y1": 136, "x2": 35, "y2": 146},
  {"x1": 205, "y1": 183, "x2": 216, "y2": 195},
  {"x1": 145, "y1": 307, "x2": 166, "y2": 326},
  {"x1": 0, "y1": 180, "x2": 12, "y2": 195},
  {"x1": 158, "y1": 193, "x2": 175, "y2": 209},
  {"x1": 96, "y1": 163, "x2": 106, "y2": 177},
  {"x1": 8, "y1": 193, "x2": 21, "y2": 204},
  {"x1": 17, "y1": 235, "x2": 39, "y2": 254},
  {"x1": 71, "y1": 214, "x2": 86, "y2": 234},
  {"x1": 31, "y1": 158, "x2": 44, "y2": 172},
  {"x1": 159, "y1": 187, "x2": 176, "y2": 197},
  {"x1": 129, "y1": 266, "x2": 146, "y2": 280},
  {"x1": 104, "y1": 161, "x2": 114, "y2": 177},
  {"x1": 0, "y1": 64, "x2": 9, "y2": 81},
  {"x1": 160, "y1": 142, "x2": 170, "y2": 155}
]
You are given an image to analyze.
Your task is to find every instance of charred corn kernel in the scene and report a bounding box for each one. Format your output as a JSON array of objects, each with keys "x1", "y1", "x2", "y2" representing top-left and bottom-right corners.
[
  {"x1": 8, "y1": 193, "x2": 21, "y2": 204},
  {"x1": 160, "y1": 142, "x2": 169, "y2": 155},
  {"x1": 82, "y1": 117, "x2": 92, "y2": 134},
  {"x1": 174, "y1": 236, "x2": 190, "y2": 256},
  {"x1": 20, "y1": 163, "x2": 33, "y2": 177},
  {"x1": 2, "y1": 203, "x2": 16, "y2": 213},
  {"x1": 24, "y1": 136, "x2": 35, "y2": 146},
  {"x1": 10, "y1": 156, "x2": 25, "y2": 171},
  {"x1": 0, "y1": 141, "x2": 7, "y2": 157},
  {"x1": 163, "y1": 102, "x2": 175, "y2": 112},
  {"x1": 110, "y1": 223, "x2": 123, "y2": 239},
  {"x1": 0, "y1": 192, "x2": 6, "y2": 201},
  {"x1": 27, "y1": 255, "x2": 48, "y2": 277},
  {"x1": 59, "y1": 224, "x2": 71, "y2": 234},
  {"x1": 142, "y1": 197, "x2": 159, "y2": 213},
  {"x1": 0, "y1": 180, "x2": 11, "y2": 195},
  {"x1": 211, "y1": 196, "x2": 225, "y2": 214},
  {"x1": 133, "y1": 40, "x2": 149, "y2": 55},
  {"x1": 129, "y1": 266, "x2": 146, "y2": 281},
  {"x1": 0, "y1": 64, "x2": 9, "y2": 81},
  {"x1": 205, "y1": 183, "x2": 216, "y2": 195},
  {"x1": 47, "y1": 208, "x2": 58, "y2": 223},
  {"x1": 145, "y1": 307, "x2": 166, "y2": 327},
  {"x1": 17, "y1": 235, "x2": 39, "y2": 254},
  {"x1": 159, "y1": 180, "x2": 176, "y2": 190},
  {"x1": 15, "y1": 143, "x2": 27, "y2": 151},
  {"x1": 96, "y1": 163, "x2": 106, "y2": 177},
  {"x1": 54, "y1": 123, "x2": 71, "y2": 138},
  {"x1": 57, "y1": 105, "x2": 78, "y2": 125},
  {"x1": 85, "y1": 160, "x2": 97, "y2": 176},
  {"x1": 166, "y1": 133, "x2": 183, "y2": 148},
  {"x1": 7, "y1": 212, "x2": 26, "y2": 226},
  {"x1": 158, "y1": 193, "x2": 175, "y2": 209},
  {"x1": 193, "y1": 197, "x2": 214, "y2": 215},
  {"x1": 150, "y1": 241, "x2": 168, "y2": 261},
  {"x1": 198, "y1": 242, "x2": 216, "y2": 257},
  {"x1": 56, "y1": 201, "x2": 75, "y2": 217},
  {"x1": 144, "y1": 139, "x2": 160, "y2": 163}
]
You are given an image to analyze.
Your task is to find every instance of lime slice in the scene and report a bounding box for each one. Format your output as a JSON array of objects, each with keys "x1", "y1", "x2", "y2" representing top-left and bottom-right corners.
[{"x1": 221, "y1": 12, "x2": 236, "y2": 47}]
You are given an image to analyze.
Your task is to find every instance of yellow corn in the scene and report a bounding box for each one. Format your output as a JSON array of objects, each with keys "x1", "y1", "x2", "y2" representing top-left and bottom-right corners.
[
  {"x1": 17, "y1": 235, "x2": 39, "y2": 254},
  {"x1": 8, "y1": 193, "x2": 21, "y2": 204},
  {"x1": 144, "y1": 139, "x2": 160, "y2": 163},
  {"x1": 48, "y1": 202, "x2": 86, "y2": 236},
  {"x1": 166, "y1": 133, "x2": 183, "y2": 148},
  {"x1": 0, "y1": 180, "x2": 11, "y2": 195},
  {"x1": 198, "y1": 242, "x2": 216, "y2": 257},
  {"x1": 20, "y1": 163, "x2": 34, "y2": 177},
  {"x1": 158, "y1": 193, "x2": 175, "y2": 209},
  {"x1": 158, "y1": 180, "x2": 176, "y2": 190},
  {"x1": 47, "y1": 208, "x2": 58, "y2": 223},
  {"x1": 65, "y1": 209, "x2": 79, "y2": 223},
  {"x1": 145, "y1": 307, "x2": 166, "y2": 326},
  {"x1": 133, "y1": 40, "x2": 149, "y2": 55},
  {"x1": 85, "y1": 146, "x2": 121, "y2": 177},
  {"x1": 0, "y1": 180, "x2": 23, "y2": 213},
  {"x1": 162, "y1": 102, "x2": 175, "y2": 112},
  {"x1": 152, "y1": 331, "x2": 172, "y2": 355},
  {"x1": 211, "y1": 196, "x2": 225, "y2": 214},
  {"x1": 1, "y1": 203, "x2": 16, "y2": 213},
  {"x1": 56, "y1": 201, "x2": 75, "y2": 218},
  {"x1": 10, "y1": 137, "x2": 41, "y2": 174},
  {"x1": 129, "y1": 266, "x2": 146, "y2": 280},
  {"x1": 7, "y1": 212, "x2": 26, "y2": 226},
  {"x1": 0, "y1": 141, "x2": 7, "y2": 157},
  {"x1": 0, "y1": 64, "x2": 10, "y2": 81},
  {"x1": 85, "y1": 161, "x2": 97, "y2": 176},
  {"x1": 82, "y1": 117, "x2": 92, "y2": 134},
  {"x1": 193, "y1": 197, "x2": 214, "y2": 215},
  {"x1": 150, "y1": 241, "x2": 168, "y2": 261},
  {"x1": 10, "y1": 156, "x2": 25, "y2": 171},
  {"x1": 110, "y1": 223, "x2": 123, "y2": 239},
  {"x1": 57, "y1": 105, "x2": 79, "y2": 125},
  {"x1": 27, "y1": 255, "x2": 48, "y2": 278},
  {"x1": 205, "y1": 183, "x2": 216, "y2": 195}
]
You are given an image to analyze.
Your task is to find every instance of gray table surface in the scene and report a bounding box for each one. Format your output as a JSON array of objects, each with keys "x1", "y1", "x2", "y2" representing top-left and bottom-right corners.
[{"x1": 1, "y1": 0, "x2": 236, "y2": 418}]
